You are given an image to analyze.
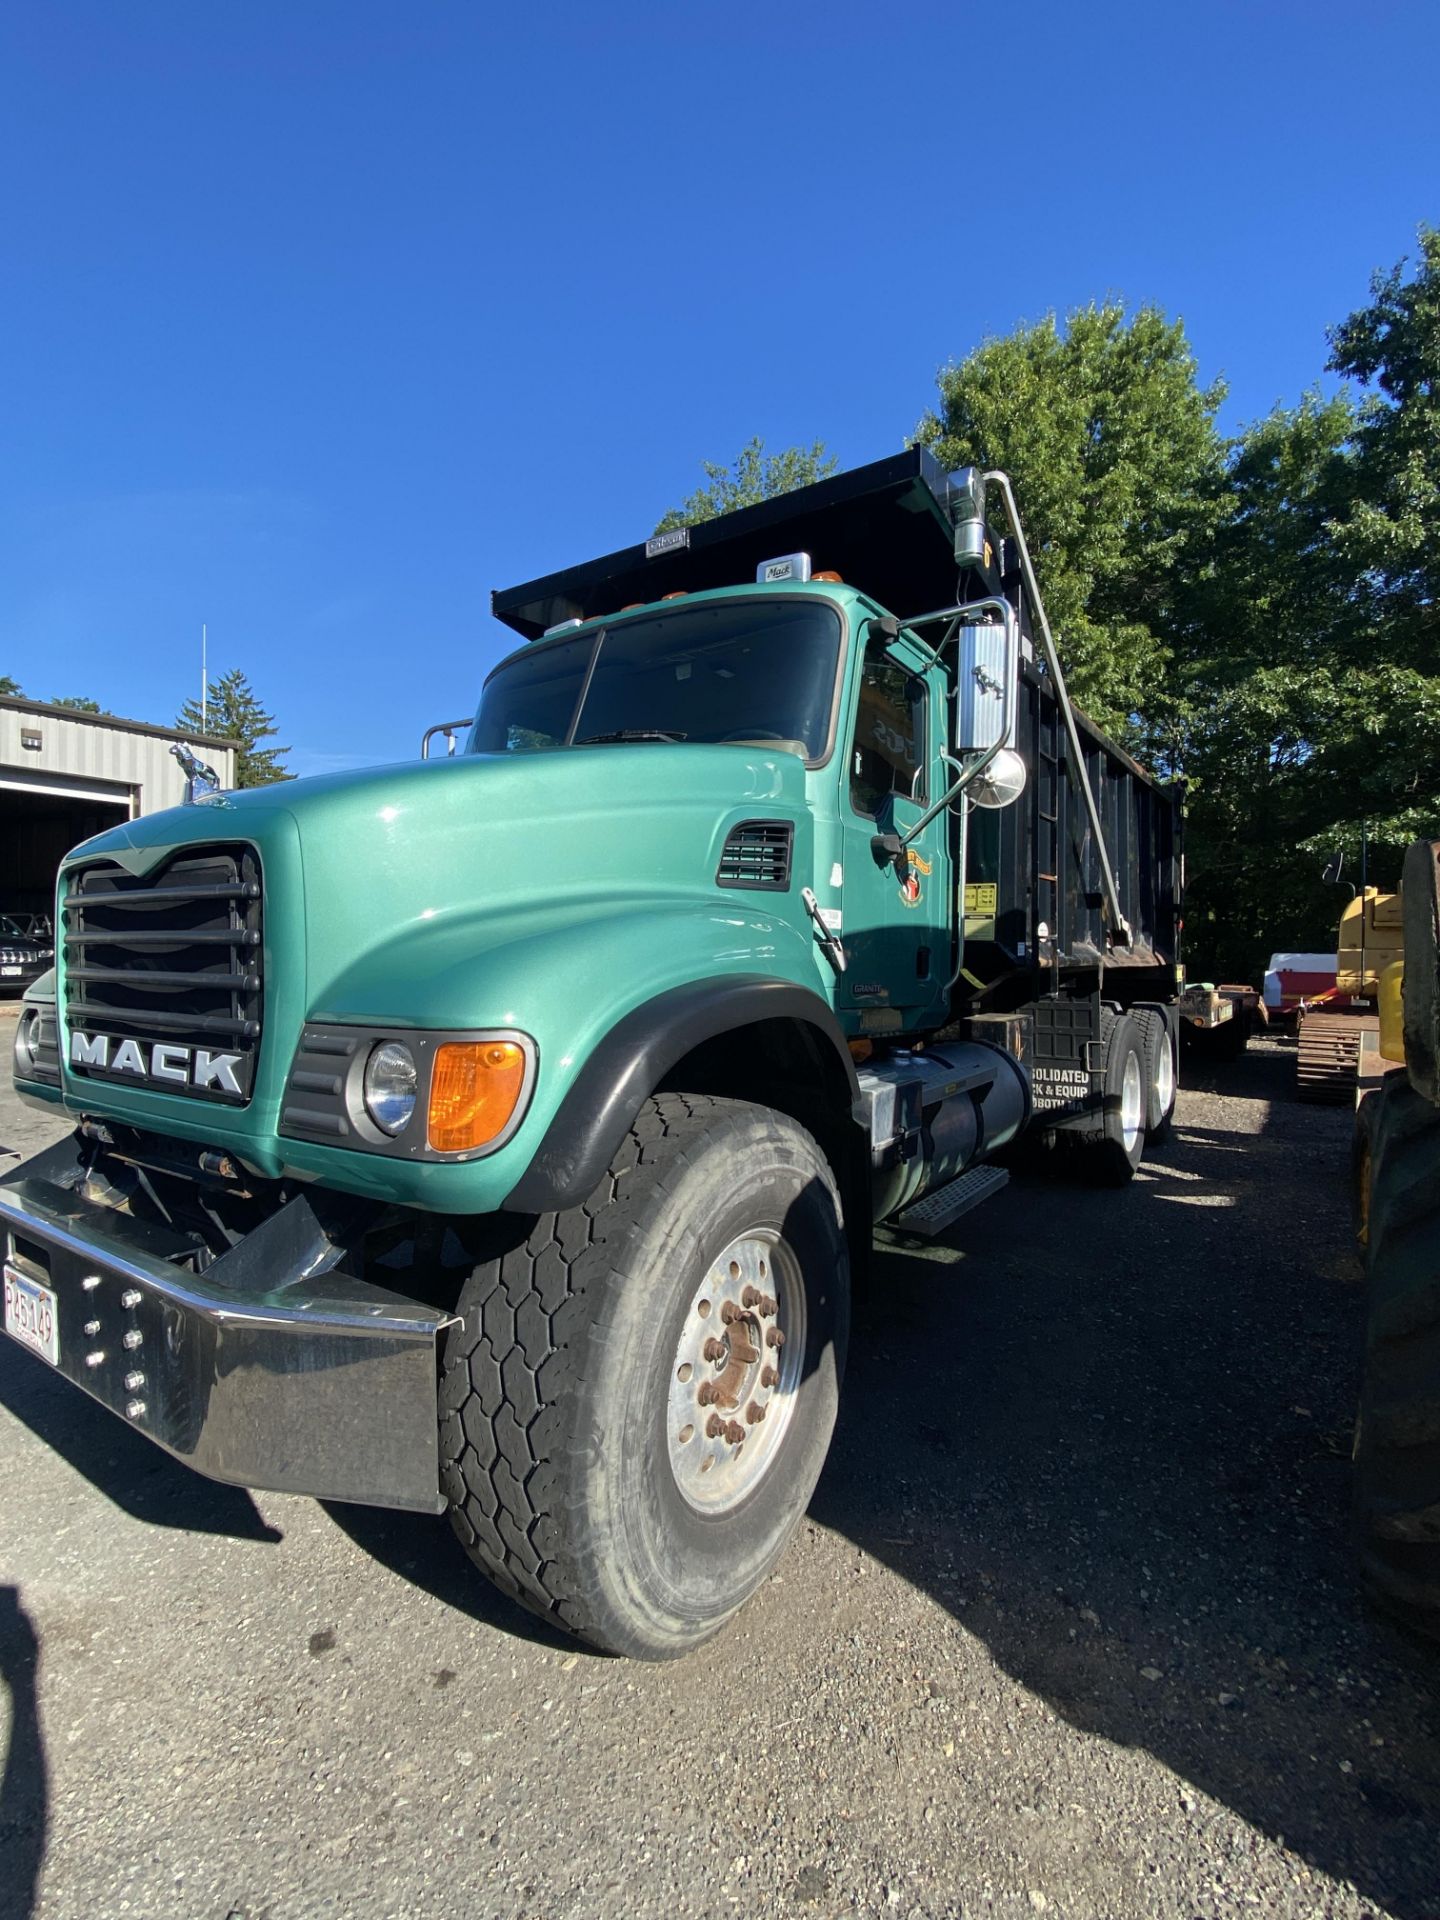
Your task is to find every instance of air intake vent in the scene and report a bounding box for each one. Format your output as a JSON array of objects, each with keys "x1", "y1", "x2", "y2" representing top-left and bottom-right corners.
[{"x1": 716, "y1": 821, "x2": 793, "y2": 892}]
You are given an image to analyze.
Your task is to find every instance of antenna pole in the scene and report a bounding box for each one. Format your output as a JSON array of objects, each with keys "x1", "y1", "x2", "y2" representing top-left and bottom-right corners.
[{"x1": 201, "y1": 624, "x2": 207, "y2": 732}]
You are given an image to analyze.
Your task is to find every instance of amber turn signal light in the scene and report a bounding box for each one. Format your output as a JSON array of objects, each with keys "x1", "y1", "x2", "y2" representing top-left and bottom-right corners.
[{"x1": 427, "y1": 1040, "x2": 528, "y2": 1154}]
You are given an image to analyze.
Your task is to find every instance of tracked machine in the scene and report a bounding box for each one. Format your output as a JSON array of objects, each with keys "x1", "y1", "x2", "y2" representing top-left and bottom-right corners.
[
  {"x1": 1294, "y1": 886, "x2": 1405, "y2": 1103},
  {"x1": 1351, "y1": 841, "x2": 1440, "y2": 1638}
]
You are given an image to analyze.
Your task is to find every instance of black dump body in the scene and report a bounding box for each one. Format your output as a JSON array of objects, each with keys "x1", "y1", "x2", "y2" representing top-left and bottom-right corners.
[
  {"x1": 494, "y1": 447, "x2": 1183, "y2": 1009},
  {"x1": 492, "y1": 448, "x2": 980, "y2": 640},
  {"x1": 962, "y1": 661, "x2": 1181, "y2": 1007}
]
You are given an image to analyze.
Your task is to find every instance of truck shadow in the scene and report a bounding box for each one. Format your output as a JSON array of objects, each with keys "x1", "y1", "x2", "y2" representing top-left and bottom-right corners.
[
  {"x1": 0, "y1": 1343, "x2": 282, "y2": 1545},
  {"x1": 319, "y1": 1501, "x2": 576, "y2": 1654},
  {"x1": 812, "y1": 1041, "x2": 1440, "y2": 1919},
  {"x1": 0, "y1": 1585, "x2": 47, "y2": 1920}
]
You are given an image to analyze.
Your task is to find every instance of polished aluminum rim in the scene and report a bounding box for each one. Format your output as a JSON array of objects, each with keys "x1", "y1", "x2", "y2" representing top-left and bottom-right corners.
[
  {"x1": 1154, "y1": 1031, "x2": 1176, "y2": 1116},
  {"x1": 1121, "y1": 1050, "x2": 1145, "y2": 1153},
  {"x1": 666, "y1": 1230, "x2": 806, "y2": 1514}
]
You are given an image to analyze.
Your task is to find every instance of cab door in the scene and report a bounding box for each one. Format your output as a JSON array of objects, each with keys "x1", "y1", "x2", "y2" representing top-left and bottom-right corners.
[{"x1": 837, "y1": 630, "x2": 950, "y2": 1028}]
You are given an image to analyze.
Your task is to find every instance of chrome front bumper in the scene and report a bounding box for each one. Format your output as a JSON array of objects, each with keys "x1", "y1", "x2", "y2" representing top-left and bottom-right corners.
[{"x1": 0, "y1": 1143, "x2": 452, "y2": 1514}]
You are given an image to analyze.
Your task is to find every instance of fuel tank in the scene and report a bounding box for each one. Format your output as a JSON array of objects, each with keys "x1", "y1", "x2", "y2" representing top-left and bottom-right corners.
[{"x1": 857, "y1": 1042, "x2": 1031, "y2": 1223}]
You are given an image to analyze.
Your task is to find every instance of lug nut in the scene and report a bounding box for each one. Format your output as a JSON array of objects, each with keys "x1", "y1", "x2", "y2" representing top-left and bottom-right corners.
[
  {"x1": 702, "y1": 1337, "x2": 726, "y2": 1363},
  {"x1": 724, "y1": 1420, "x2": 745, "y2": 1445},
  {"x1": 745, "y1": 1401, "x2": 766, "y2": 1424},
  {"x1": 741, "y1": 1285, "x2": 760, "y2": 1308},
  {"x1": 705, "y1": 1413, "x2": 725, "y2": 1439},
  {"x1": 761, "y1": 1365, "x2": 778, "y2": 1388},
  {"x1": 759, "y1": 1295, "x2": 778, "y2": 1317},
  {"x1": 122, "y1": 1330, "x2": 143, "y2": 1351},
  {"x1": 697, "y1": 1381, "x2": 716, "y2": 1406},
  {"x1": 124, "y1": 1371, "x2": 145, "y2": 1392},
  {"x1": 720, "y1": 1300, "x2": 740, "y2": 1325},
  {"x1": 120, "y1": 1289, "x2": 142, "y2": 1309},
  {"x1": 83, "y1": 1319, "x2": 101, "y2": 1337},
  {"x1": 765, "y1": 1327, "x2": 785, "y2": 1349}
]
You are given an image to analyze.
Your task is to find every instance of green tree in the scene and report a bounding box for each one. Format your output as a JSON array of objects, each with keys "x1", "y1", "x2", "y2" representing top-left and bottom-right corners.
[
  {"x1": 654, "y1": 437, "x2": 837, "y2": 533},
  {"x1": 51, "y1": 695, "x2": 107, "y2": 713},
  {"x1": 0, "y1": 674, "x2": 22, "y2": 697},
  {"x1": 177, "y1": 667, "x2": 292, "y2": 787},
  {"x1": 1326, "y1": 224, "x2": 1440, "y2": 670},
  {"x1": 1171, "y1": 231, "x2": 1440, "y2": 979},
  {"x1": 916, "y1": 303, "x2": 1226, "y2": 733}
]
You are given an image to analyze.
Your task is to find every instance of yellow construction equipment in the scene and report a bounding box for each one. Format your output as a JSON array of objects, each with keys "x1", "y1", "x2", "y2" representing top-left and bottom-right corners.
[
  {"x1": 1351, "y1": 841, "x2": 1440, "y2": 1638},
  {"x1": 1296, "y1": 885, "x2": 1405, "y2": 1102}
]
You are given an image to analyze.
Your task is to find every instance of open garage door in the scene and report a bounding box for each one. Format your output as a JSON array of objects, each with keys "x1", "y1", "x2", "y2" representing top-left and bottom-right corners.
[{"x1": 1, "y1": 777, "x2": 133, "y2": 919}]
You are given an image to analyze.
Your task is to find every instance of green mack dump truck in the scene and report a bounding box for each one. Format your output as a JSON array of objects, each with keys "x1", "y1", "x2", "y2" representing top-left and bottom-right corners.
[{"x1": 4, "y1": 451, "x2": 1186, "y2": 1658}]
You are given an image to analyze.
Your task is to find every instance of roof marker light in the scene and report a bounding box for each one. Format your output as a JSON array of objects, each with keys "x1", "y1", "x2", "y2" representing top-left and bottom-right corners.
[
  {"x1": 543, "y1": 617, "x2": 585, "y2": 637},
  {"x1": 757, "y1": 552, "x2": 812, "y2": 585}
]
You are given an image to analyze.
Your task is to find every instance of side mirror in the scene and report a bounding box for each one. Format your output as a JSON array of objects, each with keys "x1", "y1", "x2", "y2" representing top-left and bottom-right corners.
[
  {"x1": 955, "y1": 611, "x2": 1017, "y2": 755},
  {"x1": 1321, "y1": 850, "x2": 1345, "y2": 886}
]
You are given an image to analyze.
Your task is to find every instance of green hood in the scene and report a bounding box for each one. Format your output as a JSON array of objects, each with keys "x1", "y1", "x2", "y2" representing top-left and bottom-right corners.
[{"x1": 53, "y1": 745, "x2": 828, "y2": 1199}]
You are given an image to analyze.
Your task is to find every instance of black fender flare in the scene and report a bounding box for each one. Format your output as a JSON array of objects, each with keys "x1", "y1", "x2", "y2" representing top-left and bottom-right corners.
[{"x1": 502, "y1": 975, "x2": 863, "y2": 1214}]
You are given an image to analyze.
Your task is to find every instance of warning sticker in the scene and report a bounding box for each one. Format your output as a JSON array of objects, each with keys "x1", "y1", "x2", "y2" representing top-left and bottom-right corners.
[{"x1": 964, "y1": 883, "x2": 997, "y2": 914}]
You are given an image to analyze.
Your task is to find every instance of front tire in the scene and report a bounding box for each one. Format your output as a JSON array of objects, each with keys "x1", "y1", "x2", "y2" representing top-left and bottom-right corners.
[{"x1": 439, "y1": 1094, "x2": 850, "y2": 1659}]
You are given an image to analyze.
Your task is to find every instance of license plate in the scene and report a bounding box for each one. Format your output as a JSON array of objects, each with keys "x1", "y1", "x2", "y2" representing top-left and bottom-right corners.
[
  {"x1": 0, "y1": 966, "x2": 22, "y2": 977},
  {"x1": 3, "y1": 1263, "x2": 59, "y2": 1366}
]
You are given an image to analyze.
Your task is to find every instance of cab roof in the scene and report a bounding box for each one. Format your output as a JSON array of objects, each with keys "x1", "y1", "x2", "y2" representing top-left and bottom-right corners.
[{"x1": 491, "y1": 447, "x2": 1004, "y2": 640}]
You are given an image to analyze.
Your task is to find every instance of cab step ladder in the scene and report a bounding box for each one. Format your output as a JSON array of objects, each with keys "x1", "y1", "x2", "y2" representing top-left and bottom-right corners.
[{"x1": 895, "y1": 1164, "x2": 1009, "y2": 1237}]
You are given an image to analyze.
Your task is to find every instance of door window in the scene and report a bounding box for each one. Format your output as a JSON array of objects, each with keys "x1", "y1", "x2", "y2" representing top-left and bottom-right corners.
[{"x1": 849, "y1": 644, "x2": 927, "y2": 817}]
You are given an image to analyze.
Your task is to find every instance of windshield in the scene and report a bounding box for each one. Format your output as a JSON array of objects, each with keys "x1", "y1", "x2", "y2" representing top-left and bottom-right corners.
[
  {"x1": 470, "y1": 599, "x2": 843, "y2": 761},
  {"x1": 0, "y1": 916, "x2": 27, "y2": 939}
]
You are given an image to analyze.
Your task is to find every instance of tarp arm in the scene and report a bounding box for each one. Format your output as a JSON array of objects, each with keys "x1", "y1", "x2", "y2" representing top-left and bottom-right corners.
[{"x1": 983, "y1": 470, "x2": 1131, "y2": 946}]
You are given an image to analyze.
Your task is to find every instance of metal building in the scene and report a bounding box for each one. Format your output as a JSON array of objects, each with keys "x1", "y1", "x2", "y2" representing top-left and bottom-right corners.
[{"x1": 0, "y1": 697, "x2": 237, "y2": 918}]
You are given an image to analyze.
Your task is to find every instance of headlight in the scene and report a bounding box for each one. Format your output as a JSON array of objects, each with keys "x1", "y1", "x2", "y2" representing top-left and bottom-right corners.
[{"x1": 363, "y1": 1040, "x2": 418, "y2": 1135}]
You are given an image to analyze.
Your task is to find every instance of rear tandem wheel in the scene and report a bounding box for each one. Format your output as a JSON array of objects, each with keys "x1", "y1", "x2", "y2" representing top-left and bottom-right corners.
[{"x1": 1076, "y1": 1009, "x2": 1148, "y2": 1186}]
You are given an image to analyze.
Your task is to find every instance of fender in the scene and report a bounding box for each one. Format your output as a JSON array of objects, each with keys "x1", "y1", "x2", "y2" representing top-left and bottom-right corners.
[{"x1": 503, "y1": 975, "x2": 862, "y2": 1213}]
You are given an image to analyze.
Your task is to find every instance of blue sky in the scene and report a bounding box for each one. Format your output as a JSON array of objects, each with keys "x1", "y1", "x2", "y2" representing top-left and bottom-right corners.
[{"x1": 2, "y1": 1, "x2": 1436, "y2": 777}]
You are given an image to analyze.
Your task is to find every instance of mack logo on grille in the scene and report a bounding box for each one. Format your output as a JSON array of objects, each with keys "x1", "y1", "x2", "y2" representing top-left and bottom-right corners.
[{"x1": 69, "y1": 1031, "x2": 245, "y2": 1096}]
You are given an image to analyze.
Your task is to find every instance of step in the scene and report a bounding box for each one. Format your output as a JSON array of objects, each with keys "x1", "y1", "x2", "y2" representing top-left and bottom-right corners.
[{"x1": 895, "y1": 1164, "x2": 1010, "y2": 1238}]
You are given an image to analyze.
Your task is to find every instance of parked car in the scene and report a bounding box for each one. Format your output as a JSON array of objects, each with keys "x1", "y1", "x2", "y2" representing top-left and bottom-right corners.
[{"x1": 0, "y1": 915, "x2": 52, "y2": 993}]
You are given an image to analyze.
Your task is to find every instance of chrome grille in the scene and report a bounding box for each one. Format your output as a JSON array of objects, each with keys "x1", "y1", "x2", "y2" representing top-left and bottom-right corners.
[{"x1": 62, "y1": 846, "x2": 263, "y2": 1105}]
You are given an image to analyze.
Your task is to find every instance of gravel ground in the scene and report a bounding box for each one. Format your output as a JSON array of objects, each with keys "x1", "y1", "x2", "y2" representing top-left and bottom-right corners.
[{"x1": 2, "y1": 1018, "x2": 1439, "y2": 1920}]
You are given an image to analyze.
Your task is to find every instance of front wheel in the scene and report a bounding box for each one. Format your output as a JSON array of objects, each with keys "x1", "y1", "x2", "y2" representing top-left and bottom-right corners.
[{"x1": 439, "y1": 1094, "x2": 850, "y2": 1659}]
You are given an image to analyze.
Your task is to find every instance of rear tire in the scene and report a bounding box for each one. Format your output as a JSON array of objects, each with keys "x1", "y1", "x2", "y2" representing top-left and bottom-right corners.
[
  {"x1": 1354, "y1": 1077, "x2": 1440, "y2": 1640},
  {"x1": 1078, "y1": 1010, "x2": 1148, "y2": 1186},
  {"x1": 439, "y1": 1094, "x2": 850, "y2": 1659},
  {"x1": 1134, "y1": 1004, "x2": 1178, "y2": 1145}
]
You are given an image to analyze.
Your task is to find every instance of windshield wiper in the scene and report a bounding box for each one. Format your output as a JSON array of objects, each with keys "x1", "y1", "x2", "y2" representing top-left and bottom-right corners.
[{"x1": 577, "y1": 729, "x2": 688, "y2": 745}]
